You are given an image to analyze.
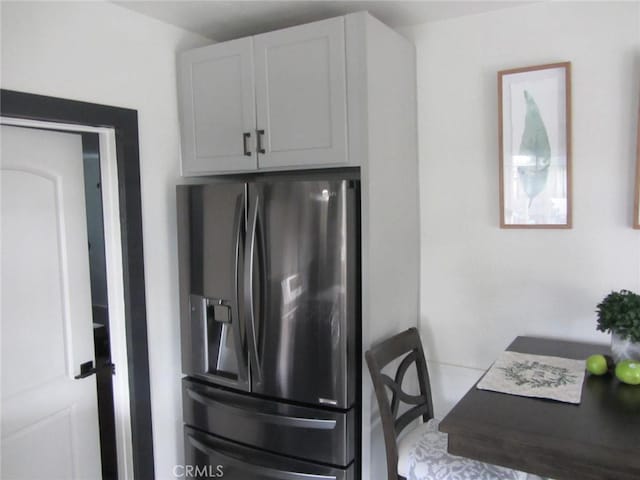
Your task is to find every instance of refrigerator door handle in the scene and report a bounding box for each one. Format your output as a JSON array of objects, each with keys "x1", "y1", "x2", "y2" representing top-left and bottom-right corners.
[
  {"x1": 185, "y1": 387, "x2": 337, "y2": 430},
  {"x1": 187, "y1": 434, "x2": 338, "y2": 480},
  {"x1": 231, "y1": 193, "x2": 248, "y2": 380},
  {"x1": 245, "y1": 192, "x2": 262, "y2": 384}
]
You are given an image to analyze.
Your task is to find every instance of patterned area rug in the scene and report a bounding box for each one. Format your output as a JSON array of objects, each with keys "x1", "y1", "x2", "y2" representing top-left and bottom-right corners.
[{"x1": 477, "y1": 351, "x2": 586, "y2": 404}]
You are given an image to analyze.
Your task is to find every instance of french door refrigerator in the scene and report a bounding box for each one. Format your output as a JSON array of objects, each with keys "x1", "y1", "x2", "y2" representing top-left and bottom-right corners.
[{"x1": 177, "y1": 178, "x2": 360, "y2": 480}]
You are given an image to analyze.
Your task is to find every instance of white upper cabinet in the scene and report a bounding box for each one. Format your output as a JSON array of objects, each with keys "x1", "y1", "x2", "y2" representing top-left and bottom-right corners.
[
  {"x1": 254, "y1": 17, "x2": 347, "y2": 169},
  {"x1": 178, "y1": 17, "x2": 349, "y2": 175},
  {"x1": 178, "y1": 37, "x2": 257, "y2": 174}
]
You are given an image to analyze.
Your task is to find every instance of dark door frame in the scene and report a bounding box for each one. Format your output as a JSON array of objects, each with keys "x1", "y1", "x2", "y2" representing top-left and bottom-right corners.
[{"x1": 1, "y1": 89, "x2": 154, "y2": 479}]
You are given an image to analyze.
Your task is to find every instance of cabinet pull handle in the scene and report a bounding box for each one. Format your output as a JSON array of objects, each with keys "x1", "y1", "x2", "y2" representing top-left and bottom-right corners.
[
  {"x1": 242, "y1": 132, "x2": 251, "y2": 156},
  {"x1": 256, "y1": 129, "x2": 266, "y2": 154}
]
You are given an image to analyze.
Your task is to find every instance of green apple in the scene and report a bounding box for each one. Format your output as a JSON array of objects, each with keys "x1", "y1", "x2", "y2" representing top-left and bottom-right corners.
[
  {"x1": 615, "y1": 360, "x2": 640, "y2": 385},
  {"x1": 586, "y1": 354, "x2": 609, "y2": 375}
]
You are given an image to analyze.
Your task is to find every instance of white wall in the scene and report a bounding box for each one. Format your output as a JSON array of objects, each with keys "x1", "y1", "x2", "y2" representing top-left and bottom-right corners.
[
  {"x1": 4, "y1": 0, "x2": 638, "y2": 475},
  {"x1": 404, "y1": 1, "x2": 640, "y2": 418},
  {"x1": 1, "y1": 1, "x2": 210, "y2": 477}
]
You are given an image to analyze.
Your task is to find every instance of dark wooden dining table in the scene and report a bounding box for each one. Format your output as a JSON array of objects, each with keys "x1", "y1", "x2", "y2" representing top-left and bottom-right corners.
[{"x1": 439, "y1": 336, "x2": 640, "y2": 480}]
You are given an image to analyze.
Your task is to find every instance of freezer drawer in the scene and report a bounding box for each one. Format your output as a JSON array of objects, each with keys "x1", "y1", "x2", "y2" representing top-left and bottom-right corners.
[
  {"x1": 183, "y1": 379, "x2": 355, "y2": 466},
  {"x1": 185, "y1": 427, "x2": 355, "y2": 480}
]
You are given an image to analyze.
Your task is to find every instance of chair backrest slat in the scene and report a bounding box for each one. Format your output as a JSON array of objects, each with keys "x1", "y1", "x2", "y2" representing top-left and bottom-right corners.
[
  {"x1": 381, "y1": 374, "x2": 426, "y2": 407},
  {"x1": 365, "y1": 327, "x2": 434, "y2": 480},
  {"x1": 396, "y1": 404, "x2": 430, "y2": 434}
]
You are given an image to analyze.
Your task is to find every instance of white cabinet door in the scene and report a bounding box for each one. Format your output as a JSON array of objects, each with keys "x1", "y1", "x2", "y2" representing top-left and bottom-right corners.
[
  {"x1": 254, "y1": 17, "x2": 348, "y2": 169},
  {"x1": 1, "y1": 125, "x2": 102, "y2": 479},
  {"x1": 178, "y1": 37, "x2": 257, "y2": 174}
]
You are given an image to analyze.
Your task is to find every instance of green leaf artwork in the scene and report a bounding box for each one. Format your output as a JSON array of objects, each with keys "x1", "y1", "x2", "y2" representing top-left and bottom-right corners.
[{"x1": 517, "y1": 90, "x2": 551, "y2": 207}]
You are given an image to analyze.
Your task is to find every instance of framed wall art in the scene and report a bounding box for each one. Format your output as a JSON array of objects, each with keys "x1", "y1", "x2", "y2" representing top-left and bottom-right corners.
[
  {"x1": 498, "y1": 62, "x2": 572, "y2": 228},
  {"x1": 634, "y1": 99, "x2": 640, "y2": 229}
]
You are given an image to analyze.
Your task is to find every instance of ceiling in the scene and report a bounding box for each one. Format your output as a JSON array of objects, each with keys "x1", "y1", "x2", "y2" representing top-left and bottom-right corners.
[{"x1": 113, "y1": 1, "x2": 534, "y2": 41}]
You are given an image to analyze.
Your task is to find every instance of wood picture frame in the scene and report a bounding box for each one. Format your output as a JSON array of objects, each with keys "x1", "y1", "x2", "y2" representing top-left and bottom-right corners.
[
  {"x1": 634, "y1": 99, "x2": 640, "y2": 229},
  {"x1": 498, "y1": 62, "x2": 572, "y2": 228}
]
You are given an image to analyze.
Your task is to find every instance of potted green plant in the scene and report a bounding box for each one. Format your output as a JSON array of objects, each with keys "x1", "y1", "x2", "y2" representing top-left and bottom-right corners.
[{"x1": 596, "y1": 289, "x2": 640, "y2": 362}]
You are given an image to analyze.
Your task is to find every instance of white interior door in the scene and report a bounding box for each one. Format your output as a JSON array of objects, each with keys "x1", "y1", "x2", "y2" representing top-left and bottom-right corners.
[{"x1": 1, "y1": 125, "x2": 102, "y2": 479}]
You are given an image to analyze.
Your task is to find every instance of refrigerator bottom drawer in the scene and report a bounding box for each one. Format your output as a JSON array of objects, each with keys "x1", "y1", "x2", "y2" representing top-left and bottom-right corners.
[
  {"x1": 182, "y1": 378, "x2": 354, "y2": 466},
  {"x1": 185, "y1": 427, "x2": 355, "y2": 480}
]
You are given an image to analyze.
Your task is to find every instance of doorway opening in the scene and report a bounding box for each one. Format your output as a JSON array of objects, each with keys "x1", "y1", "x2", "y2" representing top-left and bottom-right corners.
[
  {"x1": 1, "y1": 89, "x2": 154, "y2": 479},
  {"x1": 82, "y1": 132, "x2": 118, "y2": 479}
]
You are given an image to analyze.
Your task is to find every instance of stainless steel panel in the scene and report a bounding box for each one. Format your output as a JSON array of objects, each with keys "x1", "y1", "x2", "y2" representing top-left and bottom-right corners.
[
  {"x1": 185, "y1": 426, "x2": 355, "y2": 480},
  {"x1": 177, "y1": 183, "x2": 249, "y2": 391},
  {"x1": 248, "y1": 180, "x2": 359, "y2": 408},
  {"x1": 182, "y1": 379, "x2": 355, "y2": 466}
]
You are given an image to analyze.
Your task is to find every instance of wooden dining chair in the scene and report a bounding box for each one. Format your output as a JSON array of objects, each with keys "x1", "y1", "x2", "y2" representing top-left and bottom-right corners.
[{"x1": 365, "y1": 328, "x2": 527, "y2": 480}]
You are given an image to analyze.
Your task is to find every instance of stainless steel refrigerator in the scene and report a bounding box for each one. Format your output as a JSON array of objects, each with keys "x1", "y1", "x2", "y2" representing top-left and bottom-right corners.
[{"x1": 177, "y1": 178, "x2": 360, "y2": 480}]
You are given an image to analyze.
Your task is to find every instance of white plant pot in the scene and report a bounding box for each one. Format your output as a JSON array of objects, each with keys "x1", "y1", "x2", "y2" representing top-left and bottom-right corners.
[{"x1": 611, "y1": 332, "x2": 640, "y2": 362}]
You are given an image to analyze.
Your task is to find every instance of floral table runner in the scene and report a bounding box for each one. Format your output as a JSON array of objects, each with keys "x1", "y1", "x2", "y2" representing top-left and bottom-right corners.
[{"x1": 477, "y1": 351, "x2": 586, "y2": 404}]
